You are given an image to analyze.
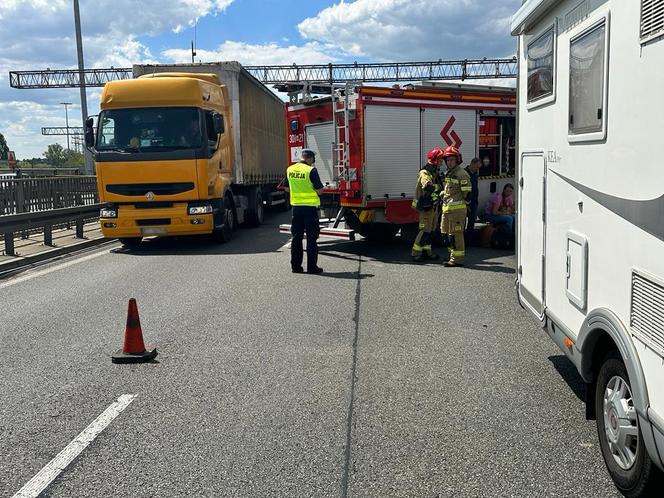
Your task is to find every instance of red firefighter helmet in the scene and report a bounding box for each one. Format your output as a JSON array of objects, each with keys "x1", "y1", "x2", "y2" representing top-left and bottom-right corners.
[
  {"x1": 426, "y1": 147, "x2": 444, "y2": 165},
  {"x1": 442, "y1": 146, "x2": 462, "y2": 164}
]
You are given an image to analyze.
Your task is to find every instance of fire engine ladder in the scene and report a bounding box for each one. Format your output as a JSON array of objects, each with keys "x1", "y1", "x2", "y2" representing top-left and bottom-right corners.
[{"x1": 331, "y1": 83, "x2": 355, "y2": 230}]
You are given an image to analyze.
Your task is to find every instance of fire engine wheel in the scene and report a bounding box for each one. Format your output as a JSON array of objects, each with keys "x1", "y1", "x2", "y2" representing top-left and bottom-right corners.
[
  {"x1": 119, "y1": 237, "x2": 142, "y2": 249},
  {"x1": 359, "y1": 223, "x2": 400, "y2": 242},
  {"x1": 595, "y1": 351, "x2": 663, "y2": 497}
]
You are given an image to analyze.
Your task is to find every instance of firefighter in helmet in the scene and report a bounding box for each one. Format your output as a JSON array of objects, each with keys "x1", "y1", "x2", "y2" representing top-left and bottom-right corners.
[
  {"x1": 440, "y1": 146, "x2": 472, "y2": 267},
  {"x1": 411, "y1": 147, "x2": 444, "y2": 262}
]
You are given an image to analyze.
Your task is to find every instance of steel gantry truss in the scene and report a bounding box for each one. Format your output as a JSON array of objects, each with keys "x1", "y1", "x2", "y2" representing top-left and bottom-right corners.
[
  {"x1": 9, "y1": 58, "x2": 517, "y2": 89},
  {"x1": 41, "y1": 126, "x2": 85, "y2": 135}
]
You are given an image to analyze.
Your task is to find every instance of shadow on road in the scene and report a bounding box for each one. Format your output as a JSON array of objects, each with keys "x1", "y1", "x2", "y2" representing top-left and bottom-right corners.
[
  {"x1": 319, "y1": 237, "x2": 515, "y2": 274},
  {"x1": 548, "y1": 354, "x2": 586, "y2": 402},
  {"x1": 110, "y1": 212, "x2": 291, "y2": 257}
]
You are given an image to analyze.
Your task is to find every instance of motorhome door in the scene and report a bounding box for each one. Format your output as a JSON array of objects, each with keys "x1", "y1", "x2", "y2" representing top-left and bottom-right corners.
[{"x1": 518, "y1": 151, "x2": 546, "y2": 319}]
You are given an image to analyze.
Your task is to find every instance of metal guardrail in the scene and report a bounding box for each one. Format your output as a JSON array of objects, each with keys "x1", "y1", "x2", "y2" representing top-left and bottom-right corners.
[
  {"x1": 0, "y1": 168, "x2": 84, "y2": 178},
  {"x1": 0, "y1": 176, "x2": 98, "y2": 215},
  {"x1": 0, "y1": 204, "x2": 103, "y2": 256}
]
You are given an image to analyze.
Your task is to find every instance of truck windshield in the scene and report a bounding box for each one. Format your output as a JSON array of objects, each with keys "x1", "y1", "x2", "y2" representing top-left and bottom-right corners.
[{"x1": 96, "y1": 107, "x2": 202, "y2": 151}]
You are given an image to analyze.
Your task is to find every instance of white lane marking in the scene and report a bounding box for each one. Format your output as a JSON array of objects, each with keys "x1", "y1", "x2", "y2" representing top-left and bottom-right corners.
[
  {"x1": 278, "y1": 239, "x2": 292, "y2": 251},
  {"x1": 0, "y1": 248, "x2": 111, "y2": 290},
  {"x1": 12, "y1": 394, "x2": 137, "y2": 498}
]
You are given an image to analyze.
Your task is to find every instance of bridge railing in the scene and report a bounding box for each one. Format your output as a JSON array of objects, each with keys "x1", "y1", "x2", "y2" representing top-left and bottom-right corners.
[
  {"x1": 0, "y1": 176, "x2": 99, "y2": 216},
  {"x1": 1, "y1": 204, "x2": 103, "y2": 256}
]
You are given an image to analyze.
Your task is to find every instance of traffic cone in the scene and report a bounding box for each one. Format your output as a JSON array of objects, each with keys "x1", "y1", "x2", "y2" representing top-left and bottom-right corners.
[{"x1": 112, "y1": 298, "x2": 157, "y2": 364}]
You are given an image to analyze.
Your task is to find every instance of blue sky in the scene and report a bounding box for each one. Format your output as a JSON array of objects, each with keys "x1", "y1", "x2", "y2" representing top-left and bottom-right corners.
[{"x1": 0, "y1": 0, "x2": 520, "y2": 159}]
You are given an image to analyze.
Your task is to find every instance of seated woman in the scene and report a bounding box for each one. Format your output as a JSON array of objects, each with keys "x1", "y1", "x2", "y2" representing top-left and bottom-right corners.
[{"x1": 484, "y1": 183, "x2": 515, "y2": 232}]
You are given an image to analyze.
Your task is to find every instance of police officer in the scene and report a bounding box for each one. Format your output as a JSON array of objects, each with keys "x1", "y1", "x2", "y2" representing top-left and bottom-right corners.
[
  {"x1": 440, "y1": 146, "x2": 472, "y2": 267},
  {"x1": 411, "y1": 147, "x2": 444, "y2": 262},
  {"x1": 284, "y1": 149, "x2": 325, "y2": 274}
]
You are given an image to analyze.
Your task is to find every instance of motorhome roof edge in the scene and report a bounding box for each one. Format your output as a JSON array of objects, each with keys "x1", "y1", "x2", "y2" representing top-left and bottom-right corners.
[{"x1": 510, "y1": 0, "x2": 559, "y2": 35}]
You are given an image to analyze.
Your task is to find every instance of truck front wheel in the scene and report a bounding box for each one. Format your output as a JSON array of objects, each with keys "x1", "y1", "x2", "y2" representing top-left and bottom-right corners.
[
  {"x1": 212, "y1": 198, "x2": 235, "y2": 243},
  {"x1": 595, "y1": 351, "x2": 663, "y2": 497}
]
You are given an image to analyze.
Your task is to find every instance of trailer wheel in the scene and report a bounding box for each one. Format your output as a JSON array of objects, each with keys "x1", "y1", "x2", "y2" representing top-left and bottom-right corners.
[
  {"x1": 119, "y1": 237, "x2": 142, "y2": 249},
  {"x1": 279, "y1": 193, "x2": 291, "y2": 212},
  {"x1": 246, "y1": 190, "x2": 264, "y2": 227},
  {"x1": 595, "y1": 351, "x2": 663, "y2": 497}
]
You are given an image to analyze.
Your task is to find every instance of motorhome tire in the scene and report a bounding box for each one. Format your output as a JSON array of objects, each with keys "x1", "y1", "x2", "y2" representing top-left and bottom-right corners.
[
  {"x1": 119, "y1": 237, "x2": 142, "y2": 249},
  {"x1": 595, "y1": 351, "x2": 662, "y2": 497}
]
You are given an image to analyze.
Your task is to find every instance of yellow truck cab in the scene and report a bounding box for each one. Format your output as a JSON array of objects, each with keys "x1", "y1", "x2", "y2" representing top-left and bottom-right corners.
[{"x1": 88, "y1": 63, "x2": 287, "y2": 248}]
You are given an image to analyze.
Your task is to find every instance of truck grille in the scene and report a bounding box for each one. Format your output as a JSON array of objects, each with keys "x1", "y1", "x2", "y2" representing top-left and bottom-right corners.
[
  {"x1": 630, "y1": 270, "x2": 664, "y2": 357},
  {"x1": 134, "y1": 202, "x2": 174, "y2": 209},
  {"x1": 106, "y1": 183, "x2": 194, "y2": 196},
  {"x1": 136, "y1": 219, "x2": 171, "y2": 226}
]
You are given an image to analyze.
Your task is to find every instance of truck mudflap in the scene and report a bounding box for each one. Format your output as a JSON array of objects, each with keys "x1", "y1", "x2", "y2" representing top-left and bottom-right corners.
[{"x1": 279, "y1": 217, "x2": 355, "y2": 240}]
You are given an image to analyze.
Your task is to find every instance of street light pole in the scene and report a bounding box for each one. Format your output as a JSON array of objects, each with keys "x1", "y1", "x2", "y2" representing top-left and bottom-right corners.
[
  {"x1": 60, "y1": 102, "x2": 72, "y2": 150},
  {"x1": 73, "y1": 0, "x2": 93, "y2": 175}
]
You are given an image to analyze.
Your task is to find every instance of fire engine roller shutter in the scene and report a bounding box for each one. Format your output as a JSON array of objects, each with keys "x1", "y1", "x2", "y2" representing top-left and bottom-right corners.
[
  {"x1": 421, "y1": 108, "x2": 477, "y2": 168},
  {"x1": 305, "y1": 122, "x2": 335, "y2": 186},
  {"x1": 364, "y1": 105, "x2": 421, "y2": 198}
]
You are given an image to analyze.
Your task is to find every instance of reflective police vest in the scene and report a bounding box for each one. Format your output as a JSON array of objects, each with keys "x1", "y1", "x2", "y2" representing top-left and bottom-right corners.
[{"x1": 287, "y1": 162, "x2": 320, "y2": 207}]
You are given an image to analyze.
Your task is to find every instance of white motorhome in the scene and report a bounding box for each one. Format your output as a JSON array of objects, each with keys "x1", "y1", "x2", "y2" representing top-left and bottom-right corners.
[{"x1": 511, "y1": 0, "x2": 664, "y2": 495}]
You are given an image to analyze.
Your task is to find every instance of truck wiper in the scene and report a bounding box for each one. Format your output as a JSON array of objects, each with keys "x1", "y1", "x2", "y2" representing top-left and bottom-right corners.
[{"x1": 98, "y1": 147, "x2": 135, "y2": 153}]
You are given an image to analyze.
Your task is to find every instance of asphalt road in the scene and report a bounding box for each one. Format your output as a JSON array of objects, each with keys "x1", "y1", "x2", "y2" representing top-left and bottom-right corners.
[{"x1": 0, "y1": 211, "x2": 620, "y2": 497}]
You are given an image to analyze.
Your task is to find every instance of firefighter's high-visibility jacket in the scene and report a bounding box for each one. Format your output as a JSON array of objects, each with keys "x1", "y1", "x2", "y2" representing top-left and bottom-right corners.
[
  {"x1": 412, "y1": 166, "x2": 441, "y2": 211},
  {"x1": 441, "y1": 165, "x2": 472, "y2": 214}
]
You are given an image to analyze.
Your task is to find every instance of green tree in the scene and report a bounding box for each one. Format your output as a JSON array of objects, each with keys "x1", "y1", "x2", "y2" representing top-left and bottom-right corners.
[
  {"x1": 43, "y1": 143, "x2": 66, "y2": 167},
  {"x1": 63, "y1": 149, "x2": 84, "y2": 167},
  {"x1": 0, "y1": 133, "x2": 8, "y2": 160}
]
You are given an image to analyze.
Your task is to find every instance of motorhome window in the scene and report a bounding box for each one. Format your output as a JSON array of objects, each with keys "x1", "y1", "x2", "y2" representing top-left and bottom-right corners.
[
  {"x1": 569, "y1": 22, "x2": 606, "y2": 135},
  {"x1": 641, "y1": 0, "x2": 664, "y2": 43},
  {"x1": 527, "y1": 27, "x2": 555, "y2": 103},
  {"x1": 95, "y1": 107, "x2": 202, "y2": 151}
]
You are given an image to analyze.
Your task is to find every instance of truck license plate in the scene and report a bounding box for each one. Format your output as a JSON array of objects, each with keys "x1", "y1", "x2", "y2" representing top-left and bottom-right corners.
[{"x1": 140, "y1": 227, "x2": 167, "y2": 236}]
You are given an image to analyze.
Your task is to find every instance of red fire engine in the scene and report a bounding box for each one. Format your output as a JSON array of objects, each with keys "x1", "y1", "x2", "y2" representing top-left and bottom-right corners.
[{"x1": 283, "y1": 82, "x2": 516, "y2": 240}]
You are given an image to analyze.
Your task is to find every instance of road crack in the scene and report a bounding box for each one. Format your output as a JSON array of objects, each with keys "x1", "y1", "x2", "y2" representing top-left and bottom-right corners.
[{"x1": 341, "y1": 254, "x2": 362, "y2": 498}]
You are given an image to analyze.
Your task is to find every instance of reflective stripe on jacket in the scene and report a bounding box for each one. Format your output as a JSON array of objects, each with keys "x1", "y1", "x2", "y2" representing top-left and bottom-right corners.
[
  {"x1": 287, "y1": 163, "x2": 321, "y2": 207},
  {"x1": 442, "y1": 165, "x2": 471, "y2": 209}
]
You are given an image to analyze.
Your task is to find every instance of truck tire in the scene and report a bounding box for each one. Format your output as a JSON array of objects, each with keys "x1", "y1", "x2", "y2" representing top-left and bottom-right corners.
[
  {"x1": 212, "y1": 197, "x2": 235, "y2": 243},
  {"x1": 595, "y1": 351, "x2": 663, "y2": 497},
  {"x1": 119, "y1": 237, "x2": 142, "y2": 249},
  {"x1": 246, "y1": 190, "x2": 264, "y2": 227}
]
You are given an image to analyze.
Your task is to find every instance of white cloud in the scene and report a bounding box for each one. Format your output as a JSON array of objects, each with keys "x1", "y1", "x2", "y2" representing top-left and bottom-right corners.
[
  {"x1": 298, "y1": 0, "x2": 520, "y2": 61},
  {"x1": 163, "y1": 40, "x2": 340, "y2": 66},
  {"x1": 0, "y1": 0, "x2": 235, "y2": 158}
]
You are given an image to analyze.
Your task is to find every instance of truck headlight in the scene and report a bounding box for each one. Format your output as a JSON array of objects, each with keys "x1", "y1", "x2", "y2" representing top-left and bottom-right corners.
[
  {"x1": 188, "y1": 203, "x2": 213, "y2": 215},
  {"x1": 100, "y1": 206, "x2": 118, "y2": 218}
]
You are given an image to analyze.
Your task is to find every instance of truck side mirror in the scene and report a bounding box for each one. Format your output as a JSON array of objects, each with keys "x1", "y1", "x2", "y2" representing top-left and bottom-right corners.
[
  {"x1": 213, "y1": 113, "x2": 224, "y2": 135},
  {"x1": 84, "y1": 117, "x2": 95, "y2": 148}
]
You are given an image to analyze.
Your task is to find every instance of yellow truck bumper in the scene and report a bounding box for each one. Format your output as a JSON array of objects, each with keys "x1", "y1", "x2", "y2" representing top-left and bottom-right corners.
[{"x1": 100, "y1": 203, "x2": 214, "y2": 238}]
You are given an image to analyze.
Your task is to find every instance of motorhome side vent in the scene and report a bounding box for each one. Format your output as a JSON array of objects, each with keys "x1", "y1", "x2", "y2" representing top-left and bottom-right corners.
[
  {"x1": 630, "y1": 271, "x2": 664, "y2": 357},
  {"x1": 641, "y1": 0, "x2": 664, "y2": 43}
]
